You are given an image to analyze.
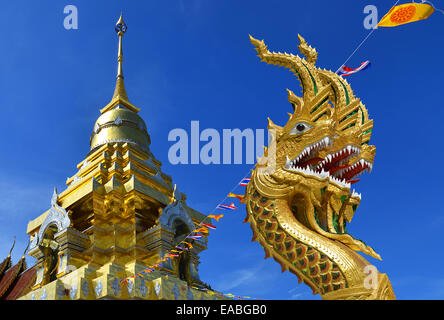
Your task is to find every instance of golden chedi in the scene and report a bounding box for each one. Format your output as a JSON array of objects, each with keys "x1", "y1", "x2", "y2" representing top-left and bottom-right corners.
[{"x1": 19, "y1": 14, "x2": 225, "y2": 300}]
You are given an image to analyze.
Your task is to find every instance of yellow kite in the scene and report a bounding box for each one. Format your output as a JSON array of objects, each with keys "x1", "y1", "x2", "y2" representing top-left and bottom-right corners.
[{"x1": 377, "y1": 3, "x2": 434, "y2": 27}]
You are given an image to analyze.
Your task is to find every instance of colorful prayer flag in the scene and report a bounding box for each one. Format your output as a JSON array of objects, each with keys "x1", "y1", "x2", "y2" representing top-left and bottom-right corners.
[
  {"x1": 239, "y1": 178, "x2": 251, "y2": 186},
  {"x1": 216, "y1": 203, "x2": 238, "y2": 211},
  {"x1": 337, "y1": 61, "x2": 371, "y2": 77},
  {"x1": 377, "y1": 3, "x2": 434, "y2": 27},
  {"x1": 194, "y1": 227, "x2": 209, "y2": 234},
  {"x1": 208, "y1": 214, "x2": 224, "y2": 221},
  {"x1": 183, "y1": 241, "x2": 194, "y2": 249},
  {"x1": 228, "y1": 193, "x2": 244, "y2": 200},
  {"x1": 201, "y1": 222, "x2": 216, "y2": 230}
]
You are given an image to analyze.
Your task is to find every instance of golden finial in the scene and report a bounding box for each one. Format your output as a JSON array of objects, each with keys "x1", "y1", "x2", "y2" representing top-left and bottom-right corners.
[
  {"x1": 7, "y1": 236, "x2": 16, "y2": 258},
  {"x1": 112, "y1": 12, "x2": 129, "y2": 101},
  {"x1": 100, "y1": 13, "x2": 140, "y2": 114},
  {"x1": 115, "y1": 12, "x2": 127, "y2": 78},
  {"x1": 21, "y1": 237, "x2": 30, "y2": 259}
]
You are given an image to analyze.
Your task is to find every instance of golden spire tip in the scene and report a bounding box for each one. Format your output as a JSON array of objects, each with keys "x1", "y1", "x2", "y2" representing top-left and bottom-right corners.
[
  {"x1": 115, "y1": 12, "x2": 127, "y2": 36},
  {"x1": 116, "y1": 12, "x2": 125, "y2": 27},
  {"x1": 111, "y1": 13, "x2": 129, "y2": 101}
]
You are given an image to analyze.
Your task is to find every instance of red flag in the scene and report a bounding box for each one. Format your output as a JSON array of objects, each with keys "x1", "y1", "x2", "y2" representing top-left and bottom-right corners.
[{"x1": 201, "y1": 222, "x2": 216, "y2": 230}]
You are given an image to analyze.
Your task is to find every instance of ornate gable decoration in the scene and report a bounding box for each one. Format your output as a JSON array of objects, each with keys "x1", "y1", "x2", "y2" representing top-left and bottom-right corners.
[
  {"x1": 29, "y1": 188, "x2": 71, "y2": 251},
  {"x1": 158, "y1": 187, "x2": 195, "y2": 233}
]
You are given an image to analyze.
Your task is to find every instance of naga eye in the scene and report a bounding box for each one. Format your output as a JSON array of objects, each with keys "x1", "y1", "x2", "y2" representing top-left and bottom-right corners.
[{"x1": 290, "y1": 122, "x2": 313, "y2": 135}]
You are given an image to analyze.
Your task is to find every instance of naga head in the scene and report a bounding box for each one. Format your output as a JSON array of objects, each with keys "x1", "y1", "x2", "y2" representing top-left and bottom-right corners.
[{"x1": 250, "y1": 34, "x2": 380, "y2": 259}]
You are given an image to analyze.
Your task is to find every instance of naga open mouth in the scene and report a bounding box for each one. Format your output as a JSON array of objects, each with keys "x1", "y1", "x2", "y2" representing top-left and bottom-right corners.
[
  {"x1": 285, "y1": 137, "x2": 332, "y2": 170},
  {"x1": 284, "y1": 138, "x2": 371, "y2": 192},
  {"x1": 315, "y1": 145, "x2": 360, "y2": 173},
  {"x1": 332, "y1": 159, "x2": 373, "y2": 183}
]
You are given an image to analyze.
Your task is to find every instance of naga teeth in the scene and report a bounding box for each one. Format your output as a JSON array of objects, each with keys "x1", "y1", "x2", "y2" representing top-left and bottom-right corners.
[
  {"x1": 351, "y1": 189, "x2": 361, "y2": 199},
  {"x1": 316, "y1": 144, "x2": 360, "y2": 170},
  {"x1": 328, "y1": 175, "x2": 351, "y2": 189},
  {"x1": 286, "y1": 164, "x2": 330, "y2": 179},
  {"x1": 317, "y1": 169, "x2": 329, "y2": 179},
  {"x1": 287, "y1": 137, "x2": 332, "y2": 168},
  {"x1": 332, "y1": 158, "x2": 373, "y2": 180}
]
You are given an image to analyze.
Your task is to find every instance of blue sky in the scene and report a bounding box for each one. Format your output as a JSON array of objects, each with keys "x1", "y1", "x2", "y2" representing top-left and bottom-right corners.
[{"x1": 0, "y1": 0, "x2": 443, "y2": 300}]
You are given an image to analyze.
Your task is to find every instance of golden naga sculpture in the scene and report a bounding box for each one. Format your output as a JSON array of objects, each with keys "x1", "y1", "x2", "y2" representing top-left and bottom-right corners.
[{"x1": 243, "y1": 35, "x2": 395, "y2": 300}]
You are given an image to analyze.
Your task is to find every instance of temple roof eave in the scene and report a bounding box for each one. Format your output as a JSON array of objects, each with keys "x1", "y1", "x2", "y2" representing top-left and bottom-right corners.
[{"x1": 0, "y1": 257, "x2": 27, "y2": 299}]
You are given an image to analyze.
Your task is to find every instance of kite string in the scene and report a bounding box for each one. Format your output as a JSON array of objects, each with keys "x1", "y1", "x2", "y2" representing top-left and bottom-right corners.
[
  {"x1": 335, "y1": 0, "x2": 402, "y2": 73},
  {"x1": 335, "y1": 28, "x2": 377, "y2": 73}
]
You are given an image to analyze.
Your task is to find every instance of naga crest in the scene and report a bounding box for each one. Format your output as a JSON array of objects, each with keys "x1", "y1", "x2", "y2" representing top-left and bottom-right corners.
[{"x1": 245, "y1": 35, "x2": 394, "y2": 299}]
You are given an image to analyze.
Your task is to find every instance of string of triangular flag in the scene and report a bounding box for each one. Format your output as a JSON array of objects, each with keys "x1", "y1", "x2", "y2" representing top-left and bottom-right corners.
[{"x1": 119, "y1": 172, "x2": 259, "y2": 300}]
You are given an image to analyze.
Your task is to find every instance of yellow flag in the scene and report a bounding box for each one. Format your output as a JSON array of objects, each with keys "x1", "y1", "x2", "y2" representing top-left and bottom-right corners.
[
  {"x1": 194, "y1": 227, "x2": 209, "y2": 234},
  {"x1": 227, "y1": 193, "x2": 244, "y2": 200},
  {"x1": 183, "y1": 241, "x2": 194, "y2": 249},
  {"x1": 377, "y1": 3, "x2": 434, "y2": 27},
  {"x1": 208, "y1": 214, "x2": 224, "y2": 221}
]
